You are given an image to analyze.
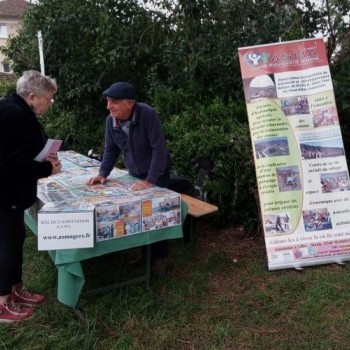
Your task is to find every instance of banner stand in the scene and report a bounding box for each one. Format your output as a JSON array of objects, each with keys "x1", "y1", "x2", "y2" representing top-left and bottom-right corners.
[{"x1": 239, "y1": 38, "x2": 350, "y2": 270}]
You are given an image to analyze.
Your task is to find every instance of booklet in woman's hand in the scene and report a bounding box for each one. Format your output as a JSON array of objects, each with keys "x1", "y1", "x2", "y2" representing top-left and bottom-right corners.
[{"x1": 34, "y1": 139, "x2": 63, "y2": 161}]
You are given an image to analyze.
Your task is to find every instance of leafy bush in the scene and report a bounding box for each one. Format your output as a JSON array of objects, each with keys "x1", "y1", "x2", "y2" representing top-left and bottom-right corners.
[
  {"x1": 0, "y1": 81, "x2": 15, "y2": 97},
  {"x1": 155, "y1": 89, "x2": 259, "y2": 233},
  {"x1": 333, "y1": 59, "x2": 350, "y2": 163},
  {"x1": 41, "y1": 106, "x2": 105, "y2": 155}
]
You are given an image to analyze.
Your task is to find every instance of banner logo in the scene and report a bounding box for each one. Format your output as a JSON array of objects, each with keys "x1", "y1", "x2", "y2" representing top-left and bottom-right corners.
[{"x1": 243, "y1": 51, "x2": 270, "y2": 66}]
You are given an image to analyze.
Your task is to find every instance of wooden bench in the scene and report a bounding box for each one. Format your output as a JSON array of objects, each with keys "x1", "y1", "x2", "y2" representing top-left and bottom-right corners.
[{"x1": 181, "y1": 193, "x2": 219, "y2": 244}]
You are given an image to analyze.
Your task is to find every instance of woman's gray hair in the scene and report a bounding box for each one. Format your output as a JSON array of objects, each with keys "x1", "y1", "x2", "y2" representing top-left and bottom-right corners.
[{"x1": 16, "y1": 70, "x2": 57, "y2": 98}]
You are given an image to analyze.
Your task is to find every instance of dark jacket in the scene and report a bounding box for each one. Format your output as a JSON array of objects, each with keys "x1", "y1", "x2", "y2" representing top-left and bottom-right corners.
[
  {"x1": 0, "y1": 93, "x2": 52, "y2": 211},
  {"x1": 99, "y1": 102, "x2": 170, "y2": 184}
]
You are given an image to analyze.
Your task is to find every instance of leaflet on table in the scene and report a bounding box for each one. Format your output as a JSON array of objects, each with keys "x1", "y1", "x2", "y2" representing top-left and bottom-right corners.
[
  {"x1": 96, "y1": 200, "x2": 142, "y2": 241},
  {"x1": 95, "y1": 191, "x2": 182, "y2": 241},
  {"x1": 57, "y1": 150, "x2": 101, "y2": 167},
  {"x1": 34, "y1": 139, "x2": 62, "y2": 161},
  {"x1": 49, "y1": 165, "x2": 128, "y2": 191},
  {"x1": 58, "y1": 151, "x2": 128, "y2": 175},
  {"x1": 50, "y1": 167, "x2": 100, "y2": 189},
  {"x1": 141, "y1": 195, "x2": 182, "y2": 231},
  {"x1": 238, "y1": 38, "x2": 350, "y2": 270},
  {"x1": 37, "y1": 182, "x2": 78, "y2": 203}
]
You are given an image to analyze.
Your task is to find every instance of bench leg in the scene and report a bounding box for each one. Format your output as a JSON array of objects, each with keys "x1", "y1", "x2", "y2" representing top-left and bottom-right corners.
[
  {"x1": 183, "y1": 216, "x2": 197, "y2": 245},
  {"x1": 145, "y1": 244, "x2": 151, "y2": 290},
  {"x1": 190, "y1": 217, "x2": 198, "y2": 245}
]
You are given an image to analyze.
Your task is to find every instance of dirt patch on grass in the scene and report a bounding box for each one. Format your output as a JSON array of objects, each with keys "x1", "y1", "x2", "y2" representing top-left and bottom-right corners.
[
  {"x1": 192, "y1": 218, "x2": 266, "y2": 266},
  {"x1": 167, "y1": 218, "x2": 269, "y2": 291}
]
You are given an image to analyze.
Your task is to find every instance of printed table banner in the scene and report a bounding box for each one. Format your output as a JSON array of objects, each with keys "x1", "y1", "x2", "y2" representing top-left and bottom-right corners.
[
  {"x1": 35, "y1": 151, "x2": 182, "y2": 250},
  {"x1": 238, "y1": 38, "x2": 350, "y2": 270}
]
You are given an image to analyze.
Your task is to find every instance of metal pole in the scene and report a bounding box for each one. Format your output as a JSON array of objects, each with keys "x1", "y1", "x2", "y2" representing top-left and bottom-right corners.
[{"x1": 37, "y1": 30, "x2": 45, "y2": 75}]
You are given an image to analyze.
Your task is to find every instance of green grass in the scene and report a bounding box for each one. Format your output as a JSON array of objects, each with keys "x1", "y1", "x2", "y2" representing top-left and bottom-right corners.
[{"x1": 2, "y1": 225, "x2": 350, "y2": 349}]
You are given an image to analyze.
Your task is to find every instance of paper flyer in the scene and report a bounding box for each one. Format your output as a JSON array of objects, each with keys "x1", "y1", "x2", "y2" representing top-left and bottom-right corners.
[
  {"x1": 238, "y1": 38, "x2": 350, "y2": 270},
  {"x1": 34, "y1": 139, "x2": 62, "y2": 161}
]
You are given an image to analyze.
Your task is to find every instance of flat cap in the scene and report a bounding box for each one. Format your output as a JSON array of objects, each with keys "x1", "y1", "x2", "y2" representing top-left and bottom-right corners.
[{"x1": 102, "y1": 82, "x2": 135, "y2": 99}]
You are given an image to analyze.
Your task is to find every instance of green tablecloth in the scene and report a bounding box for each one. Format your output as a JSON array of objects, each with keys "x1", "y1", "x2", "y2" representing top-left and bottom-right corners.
[{"x1": 25, "y1": 202, "x2": 187, "y2": 307}]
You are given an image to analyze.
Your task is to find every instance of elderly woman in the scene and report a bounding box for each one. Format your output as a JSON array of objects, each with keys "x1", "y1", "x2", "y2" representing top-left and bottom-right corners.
[{"x1": 0, "y1": 70, "x2": 61, "y2": 322}]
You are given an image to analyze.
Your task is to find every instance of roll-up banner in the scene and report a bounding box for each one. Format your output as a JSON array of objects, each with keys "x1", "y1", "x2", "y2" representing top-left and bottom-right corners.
[{"x1": 238, "y1": 38, "x2": 350, "y2": 270}]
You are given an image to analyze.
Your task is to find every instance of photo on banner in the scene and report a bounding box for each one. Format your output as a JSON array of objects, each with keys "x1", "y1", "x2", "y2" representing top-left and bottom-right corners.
[{"x1": 238, "y1": 38, "x2": 350, "y2": 270}]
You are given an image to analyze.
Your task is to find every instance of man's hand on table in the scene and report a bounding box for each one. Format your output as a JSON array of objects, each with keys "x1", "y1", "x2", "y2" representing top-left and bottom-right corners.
[
  {"x1": 86, "y1": 175, "x2": 107, "y2": 185},
  {"x1": 129, "y1": 180, "x2": 153, "y2": 191},
  {"x1": 86, "y1": 176, "x2": 153, "y2": 190}
]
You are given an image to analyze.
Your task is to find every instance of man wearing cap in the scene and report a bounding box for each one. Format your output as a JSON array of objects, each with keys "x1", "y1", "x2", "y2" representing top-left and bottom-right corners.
[{"x1": 87, "y1": 82, "x2": 171, "y2": 273}]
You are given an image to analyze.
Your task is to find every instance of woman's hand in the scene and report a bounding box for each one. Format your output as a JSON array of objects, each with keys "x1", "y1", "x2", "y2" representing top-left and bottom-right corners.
[{"x1": 47, "y1": 155, "x2": 62, "y2": 175}]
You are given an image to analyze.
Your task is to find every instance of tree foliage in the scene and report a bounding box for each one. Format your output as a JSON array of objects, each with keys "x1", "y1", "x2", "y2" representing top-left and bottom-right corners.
[
  {"x1": 3, "y1": 0, "x2": 168, "y2": 150},
  {"x1": 2, "y1": 0, "x2": 350, "y2": 232}
]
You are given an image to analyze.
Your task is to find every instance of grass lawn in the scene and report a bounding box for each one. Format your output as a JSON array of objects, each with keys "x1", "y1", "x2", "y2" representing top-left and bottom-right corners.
[{"x1": 1, "y1": 220, "x2": 350, "y2": 350}]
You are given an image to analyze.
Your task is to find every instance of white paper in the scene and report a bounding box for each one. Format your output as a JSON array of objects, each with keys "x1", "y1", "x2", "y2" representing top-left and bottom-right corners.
[
  {"x1": 38, "y1": 210, "x2": 95, "y2": 250},
  {"x1": 34, "y1": 139, "x2": 62, "y2": 162}
]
